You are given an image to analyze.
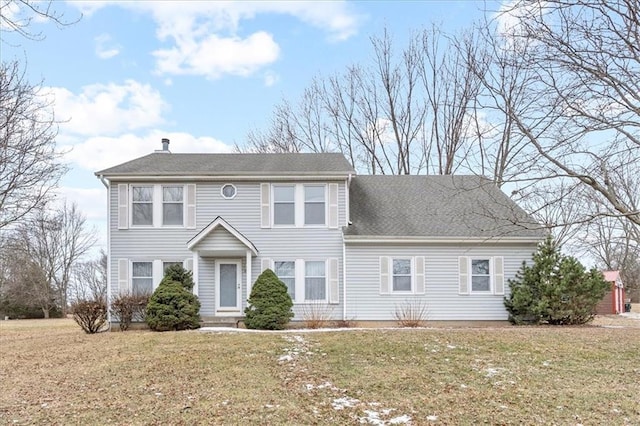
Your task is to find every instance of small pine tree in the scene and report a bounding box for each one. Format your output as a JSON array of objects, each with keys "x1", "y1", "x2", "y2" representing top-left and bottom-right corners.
[
  {"x1": 146, "y1": 264, "x2": 200, "y2": 331},
  {"x1": 505, "y1": 235, "x2": 609, "y2": 325},
  {"x1": 244, "y1": 269, "x2": 294, "y2": 330},
  {"x1": 161, "y1": 263, "x2": 194, "y2": 291}
]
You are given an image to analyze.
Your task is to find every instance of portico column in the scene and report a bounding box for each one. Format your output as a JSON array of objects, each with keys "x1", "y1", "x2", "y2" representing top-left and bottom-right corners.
[{"x1": 246, "y1": 249, "x2": 252, "y2": 298}]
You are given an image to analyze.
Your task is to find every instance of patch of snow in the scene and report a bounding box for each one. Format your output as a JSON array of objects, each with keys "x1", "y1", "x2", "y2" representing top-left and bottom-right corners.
[
  {"x1": 620, "y1": 312, "x2": 640, "y2": 319},
  {"x1": 332, "y1": 396, "x2": 360, "y2": 410},
  {"x1": 389, "y1": 415, "x2": 412, "y2": 424},
  {"x1": 426, "y1": 415, "x2": 438, "y2": 421},
  {"x1": 446, "y1": 344, "x2": 456, "y2": 349},
  {"x1": 278, "y1": 354, "x2": 294, "y2": 362},
  {"x1": 485, "y1": 367, "x2": 502, "y2": 377},
  {"x1": 460, "y1": 384, "x2": 468, "y2": 389},
  {"x1": 381, "y1": 408, "x2": 394, "y2": 415},
  {"x1": 542, "y1": 361, "x2": 550, "y2": 367}
]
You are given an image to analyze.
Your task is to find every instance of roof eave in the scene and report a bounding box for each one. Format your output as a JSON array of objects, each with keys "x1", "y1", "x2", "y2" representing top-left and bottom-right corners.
[{"x1": 343, "y1": 235, "x2": 544, "y2": 244}]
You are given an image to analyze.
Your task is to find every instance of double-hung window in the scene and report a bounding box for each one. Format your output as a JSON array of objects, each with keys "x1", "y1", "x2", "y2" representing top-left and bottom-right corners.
[
  {"x1": 304, "y1": 185, "x2": 325, "y2": 225},
  {"x1": 471, "y1": 259, "x2": 491, "y2": 292},
  {"x1": 305, "y1": 261, "x2": 326, "y2": 301},
  {"x1": 273, "y1": 185, "x2": 295, "y2": 225},
  {"x1": 274, "y1": 261, "x2": 295, "y2": 300},
  {"x1": 131, "y1": 262, "x2": 153, "y2": 294},
  {"x1": 132, "y1": 186, "x2": 153, "y2": 226},
  {"x1": 392, "y1": 258, "x2": 412, "y2": 292},
  {"x1": 162, "y1": 186, "x2": 184, "y2": 226}
]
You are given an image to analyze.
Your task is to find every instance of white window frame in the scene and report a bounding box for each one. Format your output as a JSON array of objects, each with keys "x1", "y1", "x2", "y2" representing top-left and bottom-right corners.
[
  {"x1": 129, "y1": 184, "x2": 187, "y2": 228},
  {"x1": 304, "y1": 260, "x2": 327, "y2": 302},
  {"x1": 274, "y1": 260, "x2": 296, "y2": 300},
  {"x1": 221, "y1": 184, "x2": 237, "y2": 200},
  {"x1": 272, "y1": 184, "x2": 296, "y2": 227},
  {"x1": 162, "y1": 185, "x2": 184, "y2": 226},
  {"x1": 303, "y1": 184, "x2": 327, "y2": 227},
  {"x1": 271, "y1": 183, "x2": 328, "y2": 228},
  {"x1": 470, "y1": 258, "x2": 492, "y2": 294},
  {"x1": 131, "y1": 261, "x2": 153, "y2": 294},
  {"x1": 130, "y1": 185, "x2": 154, "y2": 227},
  {"x1": 391, "y1": 258, "x2": 413, "y2": 294}
]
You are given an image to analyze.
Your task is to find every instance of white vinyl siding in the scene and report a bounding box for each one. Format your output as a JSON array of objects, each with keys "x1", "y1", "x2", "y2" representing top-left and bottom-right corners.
[{"x1": 347, "y1": 245, "x2": 533, "y2": 321}]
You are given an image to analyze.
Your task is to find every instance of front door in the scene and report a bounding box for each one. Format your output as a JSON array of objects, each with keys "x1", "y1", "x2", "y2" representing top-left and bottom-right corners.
[{"x1": 216, "y1": 260, "x2": 241, "y2": 315}]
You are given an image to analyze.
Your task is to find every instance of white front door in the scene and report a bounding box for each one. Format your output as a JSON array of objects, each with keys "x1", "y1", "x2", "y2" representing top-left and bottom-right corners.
[{"x1": 216, "y1": 260, "x2": 241, "y2": 315}]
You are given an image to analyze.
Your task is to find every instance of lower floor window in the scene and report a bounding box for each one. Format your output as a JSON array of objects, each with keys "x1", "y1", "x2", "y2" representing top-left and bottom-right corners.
[
  {"x1": 274, "y1": 261, "x2": 295, "y2": 299},
  {"x1": 305, "y1": 261, "x2": 326, "y2": 301},
  {"x1": 392, "y1": 258, "x2": 412, "y2": 292},
  {"x1": 471, "y1": 259, "x2": 491, "y2": 292},
  {"x1": 132, "y1": 262, "x2": 153, "y2": 294}
]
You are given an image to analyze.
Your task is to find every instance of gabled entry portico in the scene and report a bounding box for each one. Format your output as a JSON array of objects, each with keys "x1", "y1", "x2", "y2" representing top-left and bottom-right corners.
[{"x1": 187, "y1": 217, "x2": 258, "y2": 316}]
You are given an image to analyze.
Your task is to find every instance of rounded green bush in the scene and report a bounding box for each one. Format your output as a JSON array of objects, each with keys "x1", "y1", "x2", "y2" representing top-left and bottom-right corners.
[
  {"x1": 244, "y1": 269, "x2": 293, "y2": 330},
  {"x1": 146, "y1": 281, "x2": 201, "y2": 331}
]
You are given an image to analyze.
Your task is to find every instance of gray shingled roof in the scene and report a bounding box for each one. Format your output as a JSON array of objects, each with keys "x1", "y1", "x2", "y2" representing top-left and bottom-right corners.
[
  {"x1": 344, "y1": 175, "x2": 545, "y2": 239},
  {"x1": 96, "y1": 152, "x2": 355, "y2": 177}
]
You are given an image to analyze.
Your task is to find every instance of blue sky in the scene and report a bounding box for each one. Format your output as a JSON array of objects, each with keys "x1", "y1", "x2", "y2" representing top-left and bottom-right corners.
[{"x1": 2, "y1": 0, "x2": 503, "y2": 250}]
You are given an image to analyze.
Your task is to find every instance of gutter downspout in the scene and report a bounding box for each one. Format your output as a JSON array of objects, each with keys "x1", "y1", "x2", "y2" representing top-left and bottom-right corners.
[
  {"x1": 342, "y1": 173, "x2": 352, "y2": 321},
  {"x1": 99, "y1": 175, "x2": 111, "y2": 328}
]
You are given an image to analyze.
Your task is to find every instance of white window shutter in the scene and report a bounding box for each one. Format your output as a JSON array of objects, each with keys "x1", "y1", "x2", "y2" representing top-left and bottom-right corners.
[
  {"x1": 415, "y1": 256, "x2": 425, "y2": 294},
  {"x1": 494, "y1": 256, "x2": 505, "y2": 295},
  {"x1": 328, "y1": 258, "x2": 339, "y2": 304},
  {"x1": 328, "y1": 183, "x2": 339, "y2": 229},
  {"x1": 186, "y1": 184, "x2": 196, "y2": 229},
  {"x1": 118, "y1": 259, "x2": 129, "y2": 294},
  {"x1": 380, "y1": 256, "x2": 391, "y2": 294},
  {"x1": 459, "y1": 256, "x2": 469, "y2": 295},
  {"x1": 153, "y1": 259, "x2": 163, "y2": 289},
  {"x1": 260, "y1": 183, "x2": 270, "y2": 228},
  {"x1": 261, "y1": 258, "x2": 271, "y2": 272},
  {"x1": 184, "y1": 258, "x2": 193, "y2": 272},
  {"x1": 118, "y1": 184, "x2": 128, "y2": 229}
]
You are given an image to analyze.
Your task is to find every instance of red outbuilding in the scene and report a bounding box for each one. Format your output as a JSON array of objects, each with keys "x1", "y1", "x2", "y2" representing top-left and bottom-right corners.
[{"x1": 595, "y1": 270, "x2": 625, "y2": 315}]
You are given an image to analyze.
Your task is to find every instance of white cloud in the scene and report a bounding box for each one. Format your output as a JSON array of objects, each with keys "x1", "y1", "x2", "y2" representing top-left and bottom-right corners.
[
  {"x1": 54, "y1": 187, "x2": 107, "y2": 222},
  {"x1": 65, "y1": 131, "x2": 233, "y2": 172},
  {"x1": 153, "y1": 31, "x2": 280, "y2": 79},
  {"x1": 263, "y1": 71, "x2": 279, "y2": 87},
  {"x1": 48, "y1": 80, "x2": 167, "y2": 136},
  {"x1": 67, "y1": 1, "x2": 362, "y2": 79},
  {"x1": 495, "y1": 0, "x2": 546, "y2": 46},
  {"x1": 94, "y1": 33, "x2": 121, "y2": 59}
]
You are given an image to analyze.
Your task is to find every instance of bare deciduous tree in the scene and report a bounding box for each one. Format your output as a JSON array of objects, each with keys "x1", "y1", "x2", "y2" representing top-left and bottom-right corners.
[
  {"x1": 0, "y1": 0, "x2": 79, "y2": 42},
  {"x1": 71, "y1": 250, "x2": 107, "y2": 302},
  {"x1": 0, "y1": 60, "x2": 67, "y2": 229}
]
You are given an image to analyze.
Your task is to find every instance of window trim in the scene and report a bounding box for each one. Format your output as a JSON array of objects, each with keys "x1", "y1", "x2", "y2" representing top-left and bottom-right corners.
[
  {"x1": 469, "y1": 258, "x2": 492, "y2": 294},
  {"x1": 131, "y1": 260, "x2": 153, "y2": 294},
  {"x1": 220, "y1": 184, "x2": 237, "y2": 200},
  {"x1": 391, "y1": 257, "x2": 414, "y2": 294},
  {"x1": 130, "y1": 185, "x2": 154, "y2": 227}
]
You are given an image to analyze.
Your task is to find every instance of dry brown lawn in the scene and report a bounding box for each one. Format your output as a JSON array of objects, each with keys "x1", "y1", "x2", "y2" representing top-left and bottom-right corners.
[{"x1": 1, "y1": 318, "x2": 639, "y2": 425}]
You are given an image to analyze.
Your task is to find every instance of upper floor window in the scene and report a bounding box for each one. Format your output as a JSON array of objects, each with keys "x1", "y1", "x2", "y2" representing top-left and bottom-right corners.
[
  {"x1": 132, "y1": 186, "x2": 153, "y2": 226},
  {"x1": 273, "y1": 185, "x2": 295, "y2": 225},
  {"x1": 304, "y1": 185, "x2": 325, "y2": 225},
  {"x1": 392, "y1": 258, "x2": 412, "y2": 292},
  {"x1": 163, "y1": 186, "x2": 183, "y2": 226},
  {"x1": 471, "y1": 259, "x2": 491, "y2": 292}
]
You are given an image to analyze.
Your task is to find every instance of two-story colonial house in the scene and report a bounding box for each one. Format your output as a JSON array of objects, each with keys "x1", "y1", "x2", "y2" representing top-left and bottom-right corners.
[{"x1": 96, "y1": 139, "x2": 545, "y2": 325}]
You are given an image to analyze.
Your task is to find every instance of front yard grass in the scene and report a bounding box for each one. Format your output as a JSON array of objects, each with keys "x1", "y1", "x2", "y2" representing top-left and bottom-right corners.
[{"x1": 1, "y1": 319, "x2": 639, "y2": 424}]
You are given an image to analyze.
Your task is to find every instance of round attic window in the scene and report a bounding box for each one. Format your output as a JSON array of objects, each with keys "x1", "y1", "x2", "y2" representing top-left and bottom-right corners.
[{"x1": 221, "y1": 184, "x2": 237, "y2": 199}]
